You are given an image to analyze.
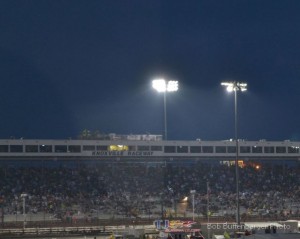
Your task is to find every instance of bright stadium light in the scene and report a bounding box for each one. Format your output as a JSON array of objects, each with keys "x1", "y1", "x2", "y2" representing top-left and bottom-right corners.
[
  {"x1": 221, "y1": 81, "x2": 247, "y2": 226},
  {"x1": 152, "y1": 79, "x2": 179, "y2": 92},
  {"x1": 221, "y1": 81, "x2": 247, "y2": 92},
  {"x1": 152, "y1": 78, "x2": 179, "y2": 140}
]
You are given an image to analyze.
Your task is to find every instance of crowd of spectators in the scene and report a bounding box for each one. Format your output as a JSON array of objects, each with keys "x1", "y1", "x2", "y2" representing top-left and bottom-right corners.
[{"x1": 0, "y1": 160, "x2": 299, "y2": 222}]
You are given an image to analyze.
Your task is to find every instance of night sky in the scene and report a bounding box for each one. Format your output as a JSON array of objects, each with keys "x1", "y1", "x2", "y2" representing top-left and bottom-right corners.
[{"x1": 1, "y1": 0, "x2": 300, "y2": 141}]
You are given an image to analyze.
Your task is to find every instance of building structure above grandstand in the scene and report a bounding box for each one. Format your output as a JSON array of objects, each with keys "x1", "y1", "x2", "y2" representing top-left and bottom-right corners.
[{"x1": 0, "y1": 134, "x2": 300, "y2": 163}]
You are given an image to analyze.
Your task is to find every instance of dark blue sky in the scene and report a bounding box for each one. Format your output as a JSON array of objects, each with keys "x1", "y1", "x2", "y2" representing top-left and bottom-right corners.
[{"x1": 1, "y1": 0, "x2": 300, "y2": 141}]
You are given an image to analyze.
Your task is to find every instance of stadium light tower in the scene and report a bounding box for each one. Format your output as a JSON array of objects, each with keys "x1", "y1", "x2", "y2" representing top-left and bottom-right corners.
[
  {"x1": 221, "y1": 81, "x2": 247, "y2": 226},
  {"x1": 152, "y1": 78, "x2": 179, "y2": 140}
]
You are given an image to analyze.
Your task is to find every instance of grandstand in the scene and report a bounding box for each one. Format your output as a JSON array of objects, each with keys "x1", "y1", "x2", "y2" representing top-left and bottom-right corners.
[{"x1": 0, "y1": 136, "x2": 299, "y2": 232}]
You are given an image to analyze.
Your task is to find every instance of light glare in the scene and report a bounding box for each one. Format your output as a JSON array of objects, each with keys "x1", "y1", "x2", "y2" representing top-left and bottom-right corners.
[
  {"x1": 227, "y1": 86, "x2": 234, "y2": 92},
  {"x1": 152, "y1": 79, "x2": 167, "y2": 92},
  {"x1": 152, "y1": 79, "x2": 179, "y2": 92},
  {"x1": 167, "y1": 81, "x2": 178, "y2": 92},
  {"x1": 221, "y1": 81, "x2": 247, "y2": 92}
]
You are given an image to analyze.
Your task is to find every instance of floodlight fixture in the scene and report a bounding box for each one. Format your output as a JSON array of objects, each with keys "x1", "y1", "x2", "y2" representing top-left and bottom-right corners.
[
  {"x1": 152, "y1": 79, "x2": 179, "y2": 92},
  {"x1": 221, "y1": 81, "x2": 247, "y2": 92}
]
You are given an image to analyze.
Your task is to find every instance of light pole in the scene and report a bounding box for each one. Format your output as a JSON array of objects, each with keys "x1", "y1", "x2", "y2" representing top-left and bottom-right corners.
[
  {"x1": 207, "y1": 181, "x2": 210, "y2": 239},
  {"x1": 190, "y1": 190, "x2": 196, "y2": 221},
  {"x1": 160, "y1": 192, "x2": 164, "y2": 219},
  {"x1": 20, "y1": 193, "x2": 28, "y2": 230},
  {"x1": 152, "y1": 79, "x2": 179, "y2": 140},
  {"x1": 221, "y1": 81, "x2": 247, "y2": 226}
]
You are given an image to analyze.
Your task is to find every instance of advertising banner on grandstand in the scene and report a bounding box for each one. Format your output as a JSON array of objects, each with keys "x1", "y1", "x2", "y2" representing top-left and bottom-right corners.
[{"x1": 92, "y1": 151, "x2": 155, "y2": 157}]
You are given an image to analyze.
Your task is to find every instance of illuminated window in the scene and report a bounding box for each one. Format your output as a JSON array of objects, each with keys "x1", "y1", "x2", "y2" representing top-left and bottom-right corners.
[{"x1": 109, "y1": 145, "x2": 129, "y2": 151}]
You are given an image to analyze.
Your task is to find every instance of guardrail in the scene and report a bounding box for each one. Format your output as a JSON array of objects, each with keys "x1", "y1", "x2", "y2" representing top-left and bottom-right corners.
[
  {"x1": 0, "y1": 225, "x2": 112, "y2": 238},
  {"x1": 0, "y1": 225, "x2": 157, "y2": 238}
]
